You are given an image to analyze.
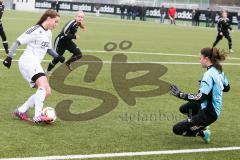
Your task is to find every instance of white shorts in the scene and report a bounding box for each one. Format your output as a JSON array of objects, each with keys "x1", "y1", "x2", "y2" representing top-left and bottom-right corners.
[{"x1": 18, "y1": 53, "x2": 45, "y2": 88}]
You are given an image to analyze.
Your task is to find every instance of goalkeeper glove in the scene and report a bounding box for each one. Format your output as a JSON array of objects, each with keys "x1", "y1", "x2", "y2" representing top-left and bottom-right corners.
[{"x1": 170, "y1": 84, "x2": 187, "y2": 100}]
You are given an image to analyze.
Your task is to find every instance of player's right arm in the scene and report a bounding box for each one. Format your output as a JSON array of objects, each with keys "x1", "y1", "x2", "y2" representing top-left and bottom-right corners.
[
  {"x1": 63, "y1": 20, "x2": 76, "y2": 39},
  {"x1": 217, "y1": 19, "x2": 222, "y2": 34}
]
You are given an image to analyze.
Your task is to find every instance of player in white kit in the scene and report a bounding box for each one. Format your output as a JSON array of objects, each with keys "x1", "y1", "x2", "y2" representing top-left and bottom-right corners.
[{"x1": 3, "y1": 9, "x2": 65, "y2": 123}]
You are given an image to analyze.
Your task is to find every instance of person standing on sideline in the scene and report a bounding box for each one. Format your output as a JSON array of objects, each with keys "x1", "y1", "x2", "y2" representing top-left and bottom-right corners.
[
  {"x1": 95, "y1": 3, "x2": 100, "y2": 17},
  {"x1": 210, "y1": 9, "x2": 216, "y2": 27},
  {"x1": 237, "y1": 11, "x2": 240, "y2": 30},
  {"x1": 120, "y1": 4, "x2": 125, "y2": 19},
  {"x1": 205, "y1": 8, "x2": 211, "y2": 27},
  {"x1": 168, "y1": 5, "x2": 176, "y2": 24},
  {"x1": 0, "y1": 0, "x2": 9, "y2": 54},
  {"x1": 160, "y1": 5, "x2": 166, "y2": 23},
  {"x1": 3, "y1": 9, "x2": 65, "y2": 123},
  {"x1": 195, "y1": 8, "x2": 201, "y2": 26},
  {"x1": 192, "y1": 9, "x2": 196, "y2": 26}
]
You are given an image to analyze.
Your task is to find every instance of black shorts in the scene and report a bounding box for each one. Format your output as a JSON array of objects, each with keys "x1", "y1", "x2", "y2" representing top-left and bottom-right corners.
[
  {"x1": 173, "y1": 102, "x2": 217, "y2": 136},
  {"x1": 54, "y1": 36, "x2": 81, "y2": 56}
]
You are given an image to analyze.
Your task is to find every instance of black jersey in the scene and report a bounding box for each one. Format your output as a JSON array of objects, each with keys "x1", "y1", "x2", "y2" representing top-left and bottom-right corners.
[
  {"x1": 0, "y1": 2, "x2": 4, "y2": 21},
  {"x1": 217, "y1": 18, "x2": 232, "y2": 34},
  {"x1": 58, "y1": 20, "x2": 79, "y2": 40}
]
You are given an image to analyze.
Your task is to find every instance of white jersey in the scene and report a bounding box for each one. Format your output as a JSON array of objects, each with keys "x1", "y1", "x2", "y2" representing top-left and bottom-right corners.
[{"x1": 17, "y1": 25, "x2": 52, "y2": 62}]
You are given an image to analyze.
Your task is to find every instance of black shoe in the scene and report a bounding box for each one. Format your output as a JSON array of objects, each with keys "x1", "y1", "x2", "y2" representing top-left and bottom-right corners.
[
  {"x1": 66, "y1": 63, "x2": 73, "y2": 71},
  {"x1": 47, "y1": 63, "x2": 55, "y2": 72}
]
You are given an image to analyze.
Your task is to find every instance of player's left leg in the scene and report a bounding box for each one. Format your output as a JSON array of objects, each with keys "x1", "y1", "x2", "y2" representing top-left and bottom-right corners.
[
  {"x1": 65, "y1": 41, "x2": 83, "y2": 70},
  {"x1": 213, "y1": 34, "x2": 223, "y2": 47},
  {"x1": 224, "y1": 33, "x2": 233, "y2": 53},
  {"x1": 173, "y1": 110, "x2": 216, "y2": 143},
  {"x1": 32, "y1": 75, "x2": 52, "y2": 123},
  {"x1": 179, "y1": 101, "x2": 201, "y2": 117},
  {"x1": 0, "y1": 24, "x2": 9, "y2": 54}
]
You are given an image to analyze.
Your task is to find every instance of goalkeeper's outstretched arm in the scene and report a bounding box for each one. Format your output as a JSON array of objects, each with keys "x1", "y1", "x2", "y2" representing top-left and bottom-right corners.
[{"x1": 170, "y1": 85, "x2": 208, "y2": 103}]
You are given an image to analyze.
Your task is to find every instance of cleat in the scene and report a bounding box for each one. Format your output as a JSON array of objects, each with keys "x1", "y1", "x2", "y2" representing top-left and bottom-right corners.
[
  {"x1": 45, "y1": 70, "x2": 53, "y2": 76},
  {"x1": 202, "y1": 129, "x2": 211, "y2": 144},
  {"x1": 13, "y1": 109, "x2": 29, "y2": 121},
  {"x1": 229, "y1": 49, "x2": 234, "y2": 53},
  {"x1": 204, "y1": 126, "x2": 210, "y2": 130},
  {"x1": 33, "y1": 115, "x2": 53, "y2": 124},
  {"x1": 65, "y1": 63, "x2": 73, "y2": 71}
]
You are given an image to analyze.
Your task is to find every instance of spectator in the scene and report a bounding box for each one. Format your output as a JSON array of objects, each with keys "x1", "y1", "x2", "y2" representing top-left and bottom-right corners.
[
  {"x1": 52, "y1": 0, "x2": 59, "y2": 12},
  {"x1": 139, "y1": 6, "x2": 147, "y2": 21},
  {"x1": 142, "y1": 6, "x2": 147, "y2": 21},
  {"x1": 210, "y1": 9, "x2": 216, "y2": 27},
  {"x1": 120, "y1": 4, "x2": 125, "y2": 19},
  {"x1": 132, "y1": 5, "x2": 138, "y2": 20},
  {"x1": 168, "y1": 5, "x2": 176, "y2": 24},
  {"x1": 95, "y1": 3, "x2": 101, "y2": 16},
  {"x1": 237, "y1": 11, "x2": 240, "y2": 30},
  {"x1": 127, "y1": 5, "x2": 132, "y2": 20},
  {"x1": 192, "y1": 9, "x2": 196, "y2": 26},
  {"x1": 205, "y1": 8, "x2": 211, "y2": 27},
  {"x1": 160, "y1": 5, "x2": 166, "y2": 23},
  {"x1": 195, "y1": 8, "x2": 201, "y2": 26}
]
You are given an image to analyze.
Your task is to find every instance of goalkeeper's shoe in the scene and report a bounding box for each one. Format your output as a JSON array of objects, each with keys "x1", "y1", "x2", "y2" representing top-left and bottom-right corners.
[
  {"x1": 204, "y1": 126, "x2": 210, "y2": 130},
  {"x1": 13, "y1": 109, "x2": 29, "y2": 121},
  {"x1": 202, "y1": 129, "x2": 211, "y2": 144},
  {"x1": 33, "y1": 115, "x2": 52, "y2": 124}
]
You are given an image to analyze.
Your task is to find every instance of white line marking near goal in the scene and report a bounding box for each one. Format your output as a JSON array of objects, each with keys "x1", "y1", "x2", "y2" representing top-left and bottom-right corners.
[
  {"x1": 1, "y1": 49, "x2": 240, "y2": 60},
  {"x1": 0, "y1": 146, "x2": 240, "y2": 160}
]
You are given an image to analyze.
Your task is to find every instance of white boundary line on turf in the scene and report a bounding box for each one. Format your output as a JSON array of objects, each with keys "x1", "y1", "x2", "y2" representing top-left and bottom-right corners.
[
  {"x1": 1, "y1": 49, "x2": 240, "y2": 60},
  {"x1": 1, "y1": 59, "x2": 240, "y2": 66},
  {"x1": 1, "y1": 146, "x2": 240, "y2": 160},
  {"x1": 1, "y1": 59, "x2": 240, "y2": 65}
]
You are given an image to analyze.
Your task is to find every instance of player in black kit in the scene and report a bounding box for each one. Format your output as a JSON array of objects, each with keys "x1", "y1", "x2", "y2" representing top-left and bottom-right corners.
[
  {"x1": 212, "y1": 11, "x2": 233, "y2": 53},
  {"x1": 47, "y1": 11, "x2": 86, "y2": 72},
  {"x1": 0, "y1": 0, "x2": 9, "y2": 54}
]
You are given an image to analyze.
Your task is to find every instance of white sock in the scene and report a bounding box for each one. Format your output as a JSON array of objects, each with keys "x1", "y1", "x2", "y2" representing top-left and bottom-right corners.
[
  {"x1": 34, "y1": 88, "x2": 46, "y2": 117},
  {"x1": 18, "y1": 94, "x2": 35, "y2": 113}
]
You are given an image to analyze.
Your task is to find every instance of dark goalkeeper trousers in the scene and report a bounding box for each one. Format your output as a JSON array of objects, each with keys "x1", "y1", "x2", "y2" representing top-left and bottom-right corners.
[
  {"x1": 213, "y1": 32, "x2": 232, "y2": 49},
  {"x1": 173, "y1": 102, "x2": 217, "y2": 137}
]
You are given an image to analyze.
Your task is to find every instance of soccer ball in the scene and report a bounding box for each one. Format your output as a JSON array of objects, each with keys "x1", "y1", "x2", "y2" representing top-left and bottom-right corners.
[{"x1": 42, "y1": 107, "x2": 57, "y2": 123}]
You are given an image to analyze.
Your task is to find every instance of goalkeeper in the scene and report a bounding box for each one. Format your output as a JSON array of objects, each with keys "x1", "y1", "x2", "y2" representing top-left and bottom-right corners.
[{"x1": 170, "y1": 47, "x2": 230, "y2": 143}]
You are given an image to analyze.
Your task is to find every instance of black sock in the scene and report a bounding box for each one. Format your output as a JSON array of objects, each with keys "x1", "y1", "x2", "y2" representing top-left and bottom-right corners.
[
  {"x1": 47, "y1": 62, "x2": 55, "y2": 72},
  {"x1": 3, "y1": 42, "x2": 9, "y2": 54},
  {"x1": 65, "y1": 54, "x2": 82, "y2": 65}
]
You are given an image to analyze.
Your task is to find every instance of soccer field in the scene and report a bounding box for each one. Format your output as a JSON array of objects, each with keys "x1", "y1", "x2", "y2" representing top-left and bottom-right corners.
[{"x1": 0, "y1": 10, "x2": 240, "y2": 159}]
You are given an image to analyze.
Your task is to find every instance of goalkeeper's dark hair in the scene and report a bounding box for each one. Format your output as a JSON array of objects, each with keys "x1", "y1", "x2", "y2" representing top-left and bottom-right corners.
[
  {"x1": 36, "y1": 9, "x2": 60, "y2": 25},
  {"x1": 201, "y1": 47, "x2": 227, "y2": 72}
]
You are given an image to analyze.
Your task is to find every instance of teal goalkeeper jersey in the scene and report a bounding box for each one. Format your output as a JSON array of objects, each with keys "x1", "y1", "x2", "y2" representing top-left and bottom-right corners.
[{"x1": 199, "y1": 66, "x2": 229, "y2": 118}]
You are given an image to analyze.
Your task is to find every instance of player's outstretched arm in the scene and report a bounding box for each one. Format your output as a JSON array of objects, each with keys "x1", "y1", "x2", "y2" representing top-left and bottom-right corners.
[
  {"x1": 47, "y1": 49, "x2": 65, "y2": 63},
  {"x1": 170, "y1": 84, "x2": 207, "y2": 103},
  {"x1": 3, "y1": 40, "x2": 21, "y2": 69}
]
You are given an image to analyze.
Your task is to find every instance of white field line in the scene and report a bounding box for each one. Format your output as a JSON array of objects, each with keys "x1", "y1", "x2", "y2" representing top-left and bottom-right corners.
[
  {"x1": 0, "y1": 146, "x2": 240, "y2": 160},
  {"x1": 1, "y1": 59, "x2": 240, "y2": 66},
  {"x1": 1, "y1": 49, "x2": 240, "y2": 60}
]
